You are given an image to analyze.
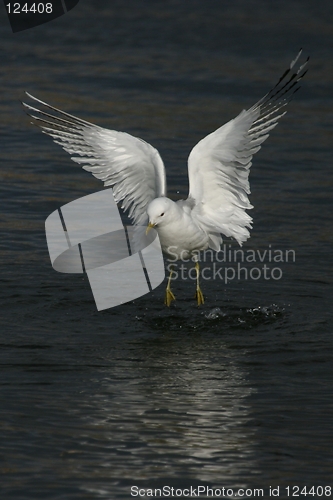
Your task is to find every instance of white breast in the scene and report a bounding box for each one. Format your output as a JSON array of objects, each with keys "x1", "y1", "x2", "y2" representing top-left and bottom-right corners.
[{"x1": 156, "y1": 211, "x2": 209, "y2": 260}]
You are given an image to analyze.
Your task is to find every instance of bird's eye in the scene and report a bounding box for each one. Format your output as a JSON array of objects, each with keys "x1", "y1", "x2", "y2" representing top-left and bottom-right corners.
[{"x1": 160, "y1": 212, "x2": 165, "y2": 216}]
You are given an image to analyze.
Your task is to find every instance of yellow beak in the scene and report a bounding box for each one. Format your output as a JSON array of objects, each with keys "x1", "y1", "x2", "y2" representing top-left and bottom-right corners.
[{"x1": 146, "y1": 222, "x2": 155, "y2": 235}]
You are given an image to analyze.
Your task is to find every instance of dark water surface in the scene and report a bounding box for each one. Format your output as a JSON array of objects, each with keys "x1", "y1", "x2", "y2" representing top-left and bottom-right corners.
[{"x1": 1, "y1": 1, "x2": 333, "y2": 498}]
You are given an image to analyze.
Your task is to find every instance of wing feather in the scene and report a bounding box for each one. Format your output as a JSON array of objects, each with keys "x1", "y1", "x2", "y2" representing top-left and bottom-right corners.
[
  {"x1": 23, "y1": 93, "x2": 167, "y2": 225},
  {"x1": 188, "y1": 50, "x2": 308, "y2": 247}
]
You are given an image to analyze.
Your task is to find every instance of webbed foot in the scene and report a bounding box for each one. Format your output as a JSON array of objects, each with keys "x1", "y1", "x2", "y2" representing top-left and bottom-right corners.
[{"x1": 195, "y1": 286, "x2": 205, "y2": 306}]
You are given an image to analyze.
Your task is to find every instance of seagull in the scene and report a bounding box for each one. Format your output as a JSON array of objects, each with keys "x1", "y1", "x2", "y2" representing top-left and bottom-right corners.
[{"x1": 23, "y1": 50, "x2": 308, "y2": 306}]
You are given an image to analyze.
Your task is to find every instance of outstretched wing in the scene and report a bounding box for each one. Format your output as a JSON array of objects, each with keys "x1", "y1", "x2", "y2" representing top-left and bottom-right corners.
[
  {"x1": 188, "y1": 50, "x2": 308, "y2": 248},
  {"x1": 23, "y1": 93, "x2": 167, "y2": 225}
]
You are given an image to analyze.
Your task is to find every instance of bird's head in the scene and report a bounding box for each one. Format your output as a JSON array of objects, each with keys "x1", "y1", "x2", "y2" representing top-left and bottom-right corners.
[{"x1": 146, "y1": 197, "x2": 174, "y2": 234}]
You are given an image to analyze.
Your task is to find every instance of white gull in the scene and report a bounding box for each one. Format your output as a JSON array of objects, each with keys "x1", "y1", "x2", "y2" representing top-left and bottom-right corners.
[{"x1": 23, "y1": 50, "x2": 308, "y2": 306}]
